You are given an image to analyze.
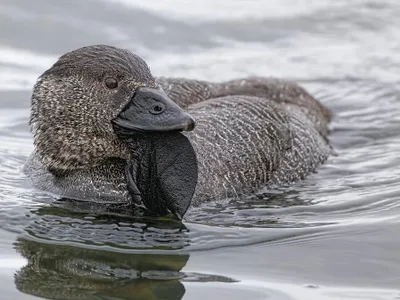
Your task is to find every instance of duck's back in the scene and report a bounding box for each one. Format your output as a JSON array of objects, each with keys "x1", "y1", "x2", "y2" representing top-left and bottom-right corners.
[{"x1": 156, "y1": 77, "x2": 332, "y2": 205}]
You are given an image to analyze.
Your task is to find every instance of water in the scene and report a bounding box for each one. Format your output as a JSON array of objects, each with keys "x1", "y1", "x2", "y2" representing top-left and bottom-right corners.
[{"x1": 1, "y1": 0, "x2": 400, "y2": 299}]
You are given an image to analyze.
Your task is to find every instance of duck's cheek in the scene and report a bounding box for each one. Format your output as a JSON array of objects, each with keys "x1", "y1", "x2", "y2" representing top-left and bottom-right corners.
[{"x1": 127, "y1": 132, "x2": 198, "y2": 219}]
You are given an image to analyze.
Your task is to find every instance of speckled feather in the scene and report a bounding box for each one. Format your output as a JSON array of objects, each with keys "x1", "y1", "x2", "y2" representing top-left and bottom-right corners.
[
  {"x1": 156, "y1": 77, "x2": 332, "y2": 205},
  {"x1": 29, "y1": 45, "x2": 156, "y2": 171},
  {"x1": 24, "y1": 45, "x2": 333, "y2": 207}
]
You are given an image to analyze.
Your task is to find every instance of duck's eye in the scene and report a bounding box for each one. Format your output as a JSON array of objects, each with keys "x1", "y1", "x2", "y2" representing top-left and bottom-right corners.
[
  {"x1": 105, "y1": 77, "x2": 118, "y2": 89},
  {"x1": 149, "y1": 103, "x2": 165, "y2": 115}
]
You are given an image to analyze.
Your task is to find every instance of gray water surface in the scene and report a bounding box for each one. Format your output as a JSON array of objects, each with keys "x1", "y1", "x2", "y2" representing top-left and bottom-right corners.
[{"x1": 1, "y1": 1, "x2": 400, "y2": 299}]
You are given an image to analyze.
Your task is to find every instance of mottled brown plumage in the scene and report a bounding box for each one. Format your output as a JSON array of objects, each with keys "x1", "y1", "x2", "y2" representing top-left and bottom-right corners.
[
  {"x1": 24, "y1": 45, "x2": 333, "y2": 210},
  {"x1": 30, "y1": 45, "x2": 156, "y2": 171}
]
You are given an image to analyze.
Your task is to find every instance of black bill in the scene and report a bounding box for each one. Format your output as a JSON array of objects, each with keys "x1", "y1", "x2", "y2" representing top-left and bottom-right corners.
[{"x1": 112, "y1": 87, "x2": 195, "y2": 135}]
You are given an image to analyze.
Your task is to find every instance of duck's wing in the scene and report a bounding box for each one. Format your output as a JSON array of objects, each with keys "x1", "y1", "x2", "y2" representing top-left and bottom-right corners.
[
  {"x1": 156, "y1": 76, "x2": 331, "y2": 137},
  {"x1": 155, "y1": 77, "x2": 215, "y2": 108},
  {"x1": 185, "y1": 94, "x2": 333, "y2": 205}
]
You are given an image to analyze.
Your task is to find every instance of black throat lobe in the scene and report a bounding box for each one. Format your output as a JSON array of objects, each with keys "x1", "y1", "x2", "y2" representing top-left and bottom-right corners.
[{"x1": 125, "y1": 132, "x2": 198, "y2": 218}]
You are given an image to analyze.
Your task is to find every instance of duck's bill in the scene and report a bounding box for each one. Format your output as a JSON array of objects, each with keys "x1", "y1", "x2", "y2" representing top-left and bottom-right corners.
[
  {"x1": 125, "y1": 132, "x2": 198, "y2": 219},
  {"x1": 112, "y1": 87, "x2": 195, "y2": 136}
]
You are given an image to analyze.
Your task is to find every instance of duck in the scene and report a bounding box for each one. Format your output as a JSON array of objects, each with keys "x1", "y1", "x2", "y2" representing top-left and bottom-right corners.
[{"x1": 24, "y1": 45, "x2": 333, "y2": 218}]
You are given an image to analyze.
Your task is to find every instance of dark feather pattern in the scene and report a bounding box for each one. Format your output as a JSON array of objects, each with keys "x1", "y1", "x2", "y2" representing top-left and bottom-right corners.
[{"x1": 24, "y1": 45, "x2": 332, "y2": 210}]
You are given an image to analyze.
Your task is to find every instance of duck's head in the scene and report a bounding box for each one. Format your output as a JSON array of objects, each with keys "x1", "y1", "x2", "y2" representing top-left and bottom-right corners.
[{"x1": 31, "y1": 45, "x2": 197, "y2": 218}]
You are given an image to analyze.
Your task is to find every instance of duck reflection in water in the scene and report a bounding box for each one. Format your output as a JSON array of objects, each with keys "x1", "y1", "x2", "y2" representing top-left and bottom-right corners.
[
  {"x1": 13, "y1": 202, "x2": 189, "y2": 300},
  {"x1": 14, "y1": 238, "x2": 188, "y2": 300},
  {"x1": 12, "y1": 203, "x2": 236, "y2": 300}
]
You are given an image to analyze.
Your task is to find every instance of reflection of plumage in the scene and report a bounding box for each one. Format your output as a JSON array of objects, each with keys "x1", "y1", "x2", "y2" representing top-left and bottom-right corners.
[{"x1": 24, "y1": 45, "x2": 332, "y2": 210}]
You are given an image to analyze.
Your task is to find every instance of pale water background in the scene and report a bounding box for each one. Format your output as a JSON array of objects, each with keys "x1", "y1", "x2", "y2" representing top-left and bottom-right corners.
[{"x1": 1, "y1": 0, "x2": 400, "y2": 299}]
